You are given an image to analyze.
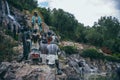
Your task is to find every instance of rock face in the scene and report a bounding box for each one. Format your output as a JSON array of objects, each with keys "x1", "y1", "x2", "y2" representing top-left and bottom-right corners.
[
  {"x1": 59, "y1": 54, "x2": 120, "y2": 80},
  {"x1": 0, "y1": 61, "x2": 68, "y2": 80},
  {"x1": 0, "y1": 0, "x2": 120, "y2": 80},
  {"x1": 0, "y1": 62, "x2": 57, "y2": 80},
  {"x1": 11, "y1": 7, "x2": 24, "y2": 24},
  {"x1": 0, "y1": 55, "x2": 119, "y2": 80}
]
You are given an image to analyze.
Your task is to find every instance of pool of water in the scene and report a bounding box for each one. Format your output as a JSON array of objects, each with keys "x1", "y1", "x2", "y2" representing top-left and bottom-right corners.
[
  {"x1": 87, "y1": 73, "x2": 119, "y2": 80},
  {"x1": 67, "y1": 72, "x2": 120, "y2": 80}
]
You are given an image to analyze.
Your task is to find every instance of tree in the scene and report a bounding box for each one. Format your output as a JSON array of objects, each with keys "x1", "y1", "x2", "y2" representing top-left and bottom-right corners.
[
  {"x1": 97, "y1": 16, "x2": 120, "y2": 40},
  {"x1": 50, "y1": 8, "x2": 78, "y2": 40},
  {"x1": 38, "y1": 8, "x2": 51, "y2": 25},
  {"x1": 84, "y1": 28, "x2": 103, "y2": 46},
  {"x1": 8, "y1": 0, "x2": 38, "y2": 11},
  {"x1": 93, "y1": 16, "x2": 120, "y2": 53},
  {"x1": 113, "y1": 38, "x2": 120, "y2": 53},
  {"x1": 74, "y1": 23, "x2": 85, "y2": 42}
]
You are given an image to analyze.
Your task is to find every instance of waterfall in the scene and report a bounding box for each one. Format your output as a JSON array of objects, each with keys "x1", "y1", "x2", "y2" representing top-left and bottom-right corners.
[
  {"x1": 5, "y1": 0, "x2": 21, "y2": 33},
  {"x1": 6, "y1": 1, "x2": 10, "y2": 15},
  {"x1": 5, "y1": 0, "x2": 15, "y2": 21}
]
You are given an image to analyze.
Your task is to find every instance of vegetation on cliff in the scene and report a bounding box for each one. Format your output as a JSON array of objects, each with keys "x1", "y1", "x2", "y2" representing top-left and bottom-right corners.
[
  {"x1": 38, "y1": 7, "x2": 120, "y2": 58},
  {"x1": 1, "y1": 0, "x2": 120, "y2": 62}
]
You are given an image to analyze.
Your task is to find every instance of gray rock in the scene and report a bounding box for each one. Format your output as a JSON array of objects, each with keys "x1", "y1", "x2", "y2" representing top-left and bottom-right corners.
[
  {"x1": 4, "y1": 71, "x2": 16, "y2": 80},
  {"x1": 0, "y1": 62, "x2": 11, "y2": 79}
]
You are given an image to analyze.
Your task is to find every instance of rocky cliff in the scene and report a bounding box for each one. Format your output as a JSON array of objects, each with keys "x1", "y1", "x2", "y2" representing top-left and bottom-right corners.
[{"x1": 0, "y1": 0, "x2": 120, "y2": 80}]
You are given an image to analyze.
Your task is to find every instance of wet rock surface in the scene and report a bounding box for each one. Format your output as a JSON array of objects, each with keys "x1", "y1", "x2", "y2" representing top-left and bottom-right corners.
[
  {"x1": 55, "y1": 52, "x2": 120, "y2": 80},
  {"x1": 0, "y1": 62, "x2": 60, "y2": 80}
]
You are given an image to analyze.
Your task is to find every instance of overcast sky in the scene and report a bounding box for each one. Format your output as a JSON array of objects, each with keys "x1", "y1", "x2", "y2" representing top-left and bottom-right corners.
[{"x1": 38, "y1": 0, "x2": 120, "y2": 26}]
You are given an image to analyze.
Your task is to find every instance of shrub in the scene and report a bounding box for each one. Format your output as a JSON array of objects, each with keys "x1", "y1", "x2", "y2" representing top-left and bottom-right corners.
[
  {"x1": 81, "y1": 48, "x2": 120, "y2": 62},
  {"x1": 81, "y1": 48, "x2": 104, "y2": 59},
  {"x1": 5, "y1": 30, "x2": 18, "y2": 41},
  {"x1": 112, "y1": 53, "x2": 120, "y2": 59},
  {"x1": 104, "y1": 56, "x2": 120, "y2": 62},
  {"x1": 60, "y1": 46, "x2": 78, "y2": 55},
  {"x1": 0, "y1": 32, "x2": 16, "y2": 62}
]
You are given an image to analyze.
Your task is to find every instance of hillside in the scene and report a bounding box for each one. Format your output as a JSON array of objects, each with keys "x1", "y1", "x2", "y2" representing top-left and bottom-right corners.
[{"x1": 0, "y1": 0, "x2": 120, "y2": 80}]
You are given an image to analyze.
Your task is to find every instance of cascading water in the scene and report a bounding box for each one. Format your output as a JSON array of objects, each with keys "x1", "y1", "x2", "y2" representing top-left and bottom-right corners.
[
  {"x1": 6, "y1": 1, "x2": 10, "y2": 15},
  {"x1": 5, "y1": 0, "x2": 21, "y2": 31},
  {"x1": 67, "y1": 54, "x2": 120, "y2": 80},
  {"x1": 67, "y1": 58, "x2": 100, "y2": 80},
  {"x1": 5, "y1": 0, "x2": 15, "y2": 21}
]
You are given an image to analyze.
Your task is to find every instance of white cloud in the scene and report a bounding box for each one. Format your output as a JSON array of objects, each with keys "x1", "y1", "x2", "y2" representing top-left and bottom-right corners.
[{"x1": 38, "y1": 0, "x2": 119, "y2": 26}]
